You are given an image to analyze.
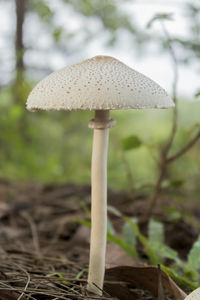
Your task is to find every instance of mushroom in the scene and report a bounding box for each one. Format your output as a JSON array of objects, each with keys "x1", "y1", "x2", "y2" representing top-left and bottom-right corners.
[
  {"x1": 185, "y1": 288, "x2": 200, "y2": 299},
  {"x1": 26, "y1": 55, "x2": 174, "y2": 296}
]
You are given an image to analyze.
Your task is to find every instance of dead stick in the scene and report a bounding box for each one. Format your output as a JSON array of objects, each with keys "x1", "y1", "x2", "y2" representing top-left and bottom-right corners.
[{"x1": 167, "y1": 130, "x2": 200, "y2": 163}]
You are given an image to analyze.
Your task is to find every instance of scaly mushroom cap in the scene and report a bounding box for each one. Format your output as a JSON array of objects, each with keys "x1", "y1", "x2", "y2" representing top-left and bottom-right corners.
[
  {"x1": 185, "y1": 288, "x2": 200, "y2": 299},
  {"x1": 26, "y1": 55, "x2": 174, "y2": 111}
]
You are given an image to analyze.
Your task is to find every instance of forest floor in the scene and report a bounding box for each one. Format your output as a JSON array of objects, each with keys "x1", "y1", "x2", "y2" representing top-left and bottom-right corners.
[{"x1": 0, "y1": 180, "x2": 199, "y2": 300}]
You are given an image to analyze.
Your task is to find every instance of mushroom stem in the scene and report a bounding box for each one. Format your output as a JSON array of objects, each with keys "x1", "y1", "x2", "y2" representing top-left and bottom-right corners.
[{"x1": 87, "y1": 110, "x2": 114, "y2": 295}]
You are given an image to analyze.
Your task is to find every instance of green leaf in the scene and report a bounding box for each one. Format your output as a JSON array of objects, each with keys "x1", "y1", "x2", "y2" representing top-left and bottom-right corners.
[
  {"x1": 46, "y1": 272, "x2": 67, "y2": 284},
  {"x1": 188, "y1": 235, "x2": 200, "y2": 272},
  {"x1": 149, "y1": 241, "x2": 178, "y2": 262},
  {"x1": 53, "y1": 27, "x2": 63, "y2": 42},
  {"x1": 80, "y1": 201, "x2": 91, "y2": 217},
  {"x1": 74, "y1": 218, "x2": 138, "y2": 259},
  {"x1": 161, "y1": 265, "x2": 198, "y2": 290},
  {"x1": 195, "y1": 90, "x2": 200, "y2": 98},
  {"x1": 68, "y1": 269, "x2": 86, "y2": 291},
  {"x1": 148, "y1": 219, "x2": 164, "y2": 244},
  {"x1": 147, "y1": 13, "x2": 173, "y2": 28},
  {"x1": 122, "y1": 220, "x2": 137, "y2": 249},
  {"x1": 107, "y1": 217, "x2": 115, "y2": 235},
  {"x1": 169, "y1": 179, "x2": 185, "y2": 187},
  {"x1": 31, "y1": 0, "x2": 53, "y2": 23},
  {"x1": 165, "y1": 206, "x2": 182, "y2": 220},
  {"x1": 75, "y1": 218, "x2": 91, "y2": 228},
  {"x1": 107, "y1": 205, "x2": 122, "y2": 217},
  {"x1": 9, "y1": 105, "x2": 23, "y2": 121},
  {"x1": 121, "y1": 135, "x2": 142, "y2": 151},
  {"x1": 124, "y1": 217, "x2": 159, "y2": 264},
  {"x1": 107, "y1": 232, "x2": 138, "y2": 259},
  {"x1": 75, "y1": 269, "x2": 85, "y2": 279}
]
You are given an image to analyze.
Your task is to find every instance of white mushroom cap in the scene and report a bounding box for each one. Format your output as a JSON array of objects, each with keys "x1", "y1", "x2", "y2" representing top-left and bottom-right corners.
[
  {"x1": 185, "y1": 288, "x2": 200, "y2": 299},
  {"x1": 26, "y1": 55, "x2": 174, "y2": 111}
]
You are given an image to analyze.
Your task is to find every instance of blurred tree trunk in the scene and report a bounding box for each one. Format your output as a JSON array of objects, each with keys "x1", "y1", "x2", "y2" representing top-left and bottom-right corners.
[
  {"x1": 13, "y1": 0, "x2": 31, "y2": 142},
  {"x1": 14, "y1": 0, "x2": 27, "y2": 104}
]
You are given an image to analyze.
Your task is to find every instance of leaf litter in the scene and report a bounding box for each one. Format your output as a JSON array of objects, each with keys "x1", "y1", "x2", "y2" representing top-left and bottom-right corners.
[{"x1": 0, "y1": 181, "x2": 197, "y2": 299}]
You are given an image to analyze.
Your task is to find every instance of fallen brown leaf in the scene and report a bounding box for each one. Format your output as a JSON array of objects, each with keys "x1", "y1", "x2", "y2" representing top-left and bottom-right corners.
[
  {"x1": 104, "y1": 283, "x2": 146, "y2": 300},
  {"x1": 105, "y1": 266, "x2": 187, "y2": 300}
]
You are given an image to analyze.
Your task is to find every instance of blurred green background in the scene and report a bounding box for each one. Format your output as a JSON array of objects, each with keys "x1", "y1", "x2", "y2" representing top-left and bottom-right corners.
[{"x1": 0, "y1": 0, "x2": 199, "y2": 194}]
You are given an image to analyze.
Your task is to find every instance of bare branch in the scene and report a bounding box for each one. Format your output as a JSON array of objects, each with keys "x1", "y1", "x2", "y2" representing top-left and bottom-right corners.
[
  {"x1": 145, "y1": 20, "x2": 179, "y2": 219},
  {"x1": 167, "y1": 130, "x2": 200, "y2": 163},
  {"x1": 160, "y1": 20, "x2": 178, "y2": 156}
]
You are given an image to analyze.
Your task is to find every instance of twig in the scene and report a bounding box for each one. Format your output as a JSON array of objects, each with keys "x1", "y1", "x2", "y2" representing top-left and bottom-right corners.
[
  {"x1": 157, "y1": 265, "x2": 165, "y2": 300},
  {"x1": 14, "y1": 264, "x2": 31, "y2": 300},
  {"x1": 145, "y1": 13, "x2": 200, "y2": 218},
  {"x1": 145, "y1": 20, "x2": 179, "y2": 219},
  {"x1": 91, "y1": 282, "x2": 111, "y2": 298},
  {"x1": 160, "y1": 21, "x2": 178, "y2": 103},
  {"x1": 159, "y1": 20, "x2": 178, "y2": 154},
  {"x1": 20, "y1": 212, "x2": 41, "y2": 257},
  {"x1": 167, "y1": 130, "x2": 200, "y2": 163}
]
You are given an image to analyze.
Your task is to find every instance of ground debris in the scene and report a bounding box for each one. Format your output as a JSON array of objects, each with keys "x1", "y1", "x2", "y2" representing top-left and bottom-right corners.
[
  {"x1": 0, "y1": 251, "x2": 112, "y2": 299},
  {"x1": 0, "y1": 181, "x2": 197, "y2": 299}
]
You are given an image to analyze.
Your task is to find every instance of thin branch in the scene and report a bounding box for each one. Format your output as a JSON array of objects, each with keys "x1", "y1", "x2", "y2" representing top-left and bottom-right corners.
[
  {"x1": 145, "y1": 20, "x2": 179, "y2": 219},
  {"x1": 160, "y1": 22, "x2": 178, "y2": 101},
  {"x1": 160, "y1": 20, "x2": 178, "y2": 155},
  {"x1": 20, "y1": 212, "x2": 41, "y2": 257},
  {"x1": 14, "y1": 264, "x2": 31, "y2": 300},
  {"x1": 167, "y1": 130, "x2": 200, "y2": 163}
]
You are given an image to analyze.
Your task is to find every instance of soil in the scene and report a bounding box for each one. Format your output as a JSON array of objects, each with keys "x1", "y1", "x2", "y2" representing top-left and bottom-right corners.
[{"x1": 0, "y1": 180, "x2": 199, "y2": 299}]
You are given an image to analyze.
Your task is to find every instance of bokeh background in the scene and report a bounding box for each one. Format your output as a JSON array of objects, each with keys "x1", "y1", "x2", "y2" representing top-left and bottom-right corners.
[{"x1": 0, "y1": 0, "x2": 200, "y2": 197}]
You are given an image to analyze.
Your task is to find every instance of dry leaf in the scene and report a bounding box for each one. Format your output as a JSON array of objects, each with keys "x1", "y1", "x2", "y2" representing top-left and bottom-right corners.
[
  {"x1": 104, "y1": 283, "x2": 146, "y2": 300},
  {"x1": 105, "y1": 266, "x2": 187, "y2": 300}
]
